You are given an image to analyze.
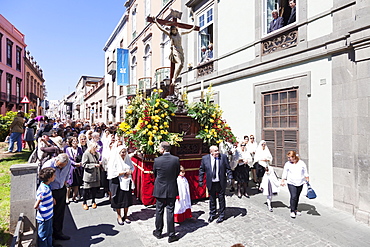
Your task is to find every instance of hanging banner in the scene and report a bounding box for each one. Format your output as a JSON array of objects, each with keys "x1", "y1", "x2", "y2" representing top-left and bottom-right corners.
[{"x1": 116, "y1": 48, "x2": 130, "y2": 86}]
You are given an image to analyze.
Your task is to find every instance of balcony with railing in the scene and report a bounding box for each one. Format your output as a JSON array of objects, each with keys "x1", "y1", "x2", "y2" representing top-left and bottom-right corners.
[
  {"x1": 107, "y1": 95, "x2": 117, "y2": 108},
  {"x1": 10, "y1": 95, "x2": 17, "y2": 104},
  {"x1": 29, "y1": 93, "x2": 38, "y2": 102},
  {"x1": 138, "y1": 77, "x2": 152, "y2": 91},
  {"x1": 0, "y1": 92, "x2": 6, "y2": 102},
  {"x1": 154, "y1": 67, "x2": 170, "y2": 86},
  {"x1": 107, "y1": 61, "x2": 116, "y2": 75},
  {"x1": 126, "y1": 84, "x2": 137, "y2": 96}
]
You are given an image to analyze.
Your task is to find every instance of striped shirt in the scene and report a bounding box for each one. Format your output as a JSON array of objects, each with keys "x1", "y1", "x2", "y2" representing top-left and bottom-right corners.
[{"x1": 35, "y1": 182, "x2": 53, "y2": 221}]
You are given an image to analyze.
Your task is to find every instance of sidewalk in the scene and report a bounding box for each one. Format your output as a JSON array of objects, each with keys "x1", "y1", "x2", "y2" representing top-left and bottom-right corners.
[{"x1": 58, "y1": 185, "x2": 370, "y2": 247}]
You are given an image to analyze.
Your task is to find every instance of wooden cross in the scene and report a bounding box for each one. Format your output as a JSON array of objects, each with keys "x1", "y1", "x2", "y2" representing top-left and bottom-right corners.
[{"x1": 147, "y1": 9, "x2": 200, "y2": 96}]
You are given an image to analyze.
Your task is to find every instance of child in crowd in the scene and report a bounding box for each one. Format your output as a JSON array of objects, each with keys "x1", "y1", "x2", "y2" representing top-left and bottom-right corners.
[
  {"x1": 34, "y1": 167, "x2": 56, "y2": 247},
  {"x1": 259, "y1": 165, "x2": 280, "y2": 212},
  {"x1": 174, "y1": 166, "x2": 192, "y2": 223}
]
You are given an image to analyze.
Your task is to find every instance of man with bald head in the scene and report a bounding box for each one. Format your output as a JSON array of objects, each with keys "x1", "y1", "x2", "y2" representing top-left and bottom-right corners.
[
  {"x1": 42, "y1": 153, "x2": 71, "y2": 242},
  {"x1": 199, "y1": 145, "x2": 233, "y2": 223}
]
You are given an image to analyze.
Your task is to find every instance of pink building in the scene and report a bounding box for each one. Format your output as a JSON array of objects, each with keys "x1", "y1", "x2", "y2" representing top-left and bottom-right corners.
[{"x1": 0, "y1": 14, "x2": 26, "y2": 115}]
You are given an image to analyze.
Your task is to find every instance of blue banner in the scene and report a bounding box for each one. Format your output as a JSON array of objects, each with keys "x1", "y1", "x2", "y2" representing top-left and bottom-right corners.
[{"x1": 116, "y1": 48, "x2": 130, "y2": 86}]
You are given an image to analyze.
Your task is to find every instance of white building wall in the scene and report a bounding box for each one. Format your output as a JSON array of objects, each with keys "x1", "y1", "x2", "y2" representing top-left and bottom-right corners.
[
  {"x1": 307, "y1": 0, "x2": 333, "y2": 18},
  {"x1": 187, "y1": 57, "x2": 333, "y2": 206}
]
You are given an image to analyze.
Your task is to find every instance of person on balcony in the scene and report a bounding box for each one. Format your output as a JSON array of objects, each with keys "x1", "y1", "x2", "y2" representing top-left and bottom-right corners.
[
  {"x1": 268, "y1": 10, "x2": 284, "y2": 33},
  {"x1": 287, "y1": 0, "x2": 296, "y2": 25}
]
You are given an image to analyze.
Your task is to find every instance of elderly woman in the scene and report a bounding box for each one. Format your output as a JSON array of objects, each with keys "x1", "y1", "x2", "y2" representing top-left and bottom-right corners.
[
  {"x1": 65, "y1": 137, "x2": 83, "y2": 203},
  {"x1": 78, "y1": 133, "x2": 88, "y2": 154},
  {"x1": 107, "y1": 145, "x2": 135, "y2": 225},
  {"x1": 281, "y1": 151, "x2": 309, "y2": 218},
  {"x1": 81, "y1": 142, "x2": 101, "y2": 210},
  {"x1": 254, "y1": 140, "x2": 273, "y2": 185}
]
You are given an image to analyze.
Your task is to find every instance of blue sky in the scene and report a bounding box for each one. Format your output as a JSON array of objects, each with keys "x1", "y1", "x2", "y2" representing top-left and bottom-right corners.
[{"x1": 2, "y1": 0, "x2": 126, "y2": 100}]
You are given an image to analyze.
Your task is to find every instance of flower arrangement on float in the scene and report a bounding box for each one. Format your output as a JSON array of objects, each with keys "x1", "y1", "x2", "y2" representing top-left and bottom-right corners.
[
  {"x1": 118, "y1": 89, "x2": 183, "y2": 155},
  {"x1": 187, "y1": 86, "x2": 237, "y2": 146}
]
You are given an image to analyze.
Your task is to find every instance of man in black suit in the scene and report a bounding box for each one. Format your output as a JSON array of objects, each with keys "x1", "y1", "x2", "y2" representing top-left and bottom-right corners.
[
  {"x1": 199, "y1": 145, "x2": 233, "y2": 223},
  {"x1": 287, "y1": 0, "x2": 296, "y2": 25},
  {"x1": 152, "y1": 142, "x2": 180, "y2": 243}
]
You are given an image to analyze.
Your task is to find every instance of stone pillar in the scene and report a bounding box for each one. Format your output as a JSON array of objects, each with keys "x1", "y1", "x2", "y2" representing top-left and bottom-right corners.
[{"x1": 10, "y1": 163, "x2": 38, "y2": 232}]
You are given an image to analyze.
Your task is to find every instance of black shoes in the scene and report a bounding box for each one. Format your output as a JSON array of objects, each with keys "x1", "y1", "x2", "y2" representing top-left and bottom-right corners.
[
  {"x1": 153, "y1": 230, "x2": 162, "y2": 239},
  {"x1": 243, "y1": 194, "x2": 250, "y2": 198},
  {"x1": 216, "y1": 218, "x2": 224, "y2": 223},
  {"x1": 54, "y1": 234, "x2": 70, "y2": 241},
  {"x1": 208, "y1": 215, "x2": 217, "y2": 223},
  {"x1": 168, "y1": 235, "x2": 179, "y2": 243},
  {"x1": 117, "y1": 218, "x2": 124, "y2": 225}
]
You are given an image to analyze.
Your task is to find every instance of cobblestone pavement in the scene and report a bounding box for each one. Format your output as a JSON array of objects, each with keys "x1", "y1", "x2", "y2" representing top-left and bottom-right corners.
[{"x1": 60, "y1": 185, "x2": 370, "y2": 247}]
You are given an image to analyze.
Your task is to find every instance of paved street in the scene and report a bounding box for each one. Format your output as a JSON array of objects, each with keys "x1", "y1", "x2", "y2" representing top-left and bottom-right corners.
[{"x1": 58, "y1": 185, "x2": 370, "y2": 247}]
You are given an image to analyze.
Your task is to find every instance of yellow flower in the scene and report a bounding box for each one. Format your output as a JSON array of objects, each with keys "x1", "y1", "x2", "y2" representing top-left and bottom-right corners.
[
  {"x1": 164, "y1": 104, "x2": 169, "y2": 108},
  {"x1": 126, "y1": 109, "x2": 132, "y2": 114},
  {"x1": 217, "y1": 125, "x2": 221, "y2": 128},
  {"x1": 202, "y1": 110, "x2": 206, "y2": 114},
  {"x1": 147, "y1": 124, "x2": 152, "y2": 129},
  {"x1": 161, "y1": 114, "x2": 165, "y2": 118},
  {"x1": 218, "y1": 120, "x2": 222, "y2": 124},
  {"x1": 159, "y1": 125, "x2": 163, "y2": 129},
  {"x1": 210, "y1": 119, "x2": 214, "y2": 123},
  {"x1": 205, "y1": 125, "x2": 208, "y2": 128},
  {"x1": 159, "y1": 89, "x2": 163, "y2": 93},
  {"x1": 148, "y1": 140, "x2": 154, "y2": 146},
  {"x1": 152, "y1": 130, "x2": 157, "y2": 134},
  {"x1": 171, "y1": 113, "x2": 175, "y2": 116},
  {"x1": 145, "y1": 121, "x2": 149, "y2": 124},
  {"x1": 157, "y1": 136, "x2": 162, "y2": 140},
  {"x1": 164, "y1": 122, "x2": 168, "y2": 126},
  {"x1": 211, "y1": 114, "x2": 216, "y2": 118},
  {"x1": 225, "y1": 124, "x2": 229, "y2": 127},
  {"x1": 204, "y1": 129, "x2": 208, "y2": 132},
  {"x1": 207, "y1": 135, "x2": 211, "y2": 138}
]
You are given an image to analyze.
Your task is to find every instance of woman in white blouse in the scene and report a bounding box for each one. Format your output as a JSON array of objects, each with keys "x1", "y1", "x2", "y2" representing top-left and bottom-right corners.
[
  {"x1": 107, "y1": 145, "x2": 135, "y2": 225},
  {"x1": 281, "y1": 151, "x2": 309, "y2": 218}
]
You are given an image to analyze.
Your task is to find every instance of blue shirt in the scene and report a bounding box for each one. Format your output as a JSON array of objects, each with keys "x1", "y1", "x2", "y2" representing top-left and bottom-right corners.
[
  {"x1": 36, "y1": 182, "x2": 53, "y2": 221},
  {"x1": 42, "y1": 158, "x2": 71, "y2": 190}
]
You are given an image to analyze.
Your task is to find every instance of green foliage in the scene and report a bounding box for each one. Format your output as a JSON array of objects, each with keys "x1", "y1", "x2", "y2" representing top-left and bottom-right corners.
[
  {"x1": 0, "y1": 151, "x2": 31, "y2": 246},
  {"x1": 0, "y1": 111, "x2": 18, "y2": 142},
  {"x1": 187, "y1": 86, "x2": 237, "y2": 146},
  {"x1": 119, "y1": 90, "x2": 183, "y2": 154},
  {"x1": 0, "y1": 111, "x2": 32, "y2": 142}
]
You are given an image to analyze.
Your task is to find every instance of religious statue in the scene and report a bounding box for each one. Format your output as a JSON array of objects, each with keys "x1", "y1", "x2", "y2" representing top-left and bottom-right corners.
[{"x1": 152, "y1": 10, "x2": 196, "y2": 85}]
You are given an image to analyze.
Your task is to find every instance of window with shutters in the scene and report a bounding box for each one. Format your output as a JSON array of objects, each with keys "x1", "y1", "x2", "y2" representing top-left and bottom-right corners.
[{"x1": 262, "y1": 88, "x2": 298, "y2": 167}]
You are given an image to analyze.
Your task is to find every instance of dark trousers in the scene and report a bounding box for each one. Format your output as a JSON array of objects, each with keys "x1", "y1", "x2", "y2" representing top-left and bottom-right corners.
[
  {"x1": 209, "y1": 182, "x2": 226, "y2": 219},
  {"x1": 51, "y1": 187, "x2": 67, "y2": 237},
  {"x1": 83, "y1": 187, "x2": 98, "y2": 204},
  {"x1": 288, "y1": 184, "x2": 303, "y2": 212},
  {"x1": 154, "y1": 198, "x2": 176, "y2": 237}
]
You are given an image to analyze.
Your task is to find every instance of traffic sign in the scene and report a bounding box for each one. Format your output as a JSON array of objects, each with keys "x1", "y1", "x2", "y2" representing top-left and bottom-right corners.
[{"x1": 20, "y1": 96, "x2": 30, "y2": 104}]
